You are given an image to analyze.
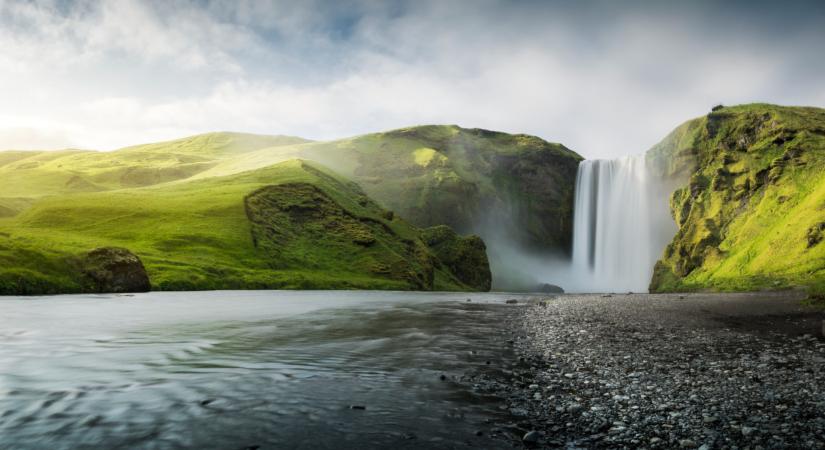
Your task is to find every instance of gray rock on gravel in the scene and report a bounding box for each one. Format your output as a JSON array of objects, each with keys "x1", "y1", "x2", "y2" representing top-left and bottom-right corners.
[{"x1": 522, "y1": 430, "x2": 540, "y2": 443}]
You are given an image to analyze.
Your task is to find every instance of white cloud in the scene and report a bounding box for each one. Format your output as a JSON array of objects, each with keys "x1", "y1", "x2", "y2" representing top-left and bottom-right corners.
[
  {"x1": 0, "y1": 0, "x2": 822, "y2": 157},
  {"x1": 0, "y1": 126, "x2": 76, "y2": 150}
]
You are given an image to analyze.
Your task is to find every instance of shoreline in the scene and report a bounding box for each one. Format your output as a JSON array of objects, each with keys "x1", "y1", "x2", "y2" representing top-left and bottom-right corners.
[{"x1": 463, "y1": 292, "x2": 825, "y2": 448}]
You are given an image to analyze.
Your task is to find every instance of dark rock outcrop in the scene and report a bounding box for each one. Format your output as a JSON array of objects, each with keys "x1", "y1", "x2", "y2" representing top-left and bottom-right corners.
[
  {"x1": 807, "y1": 223, "x2": 825, "y2": 248},
  {"x1": 245, "y1": 182, "x2": 437, "y2": 290},
  {"x1": 244, "y1": 178, "x2": 493, "y2": 292},
  {"x1": 535, "y1": 283, "x2": 565, "y2": 294},
  {"x1": 422, "y1": 225, "x2": 492, "y2": 291},
  {"x1": 81, "y1": 247, "x2": 151, "y2": 293}
]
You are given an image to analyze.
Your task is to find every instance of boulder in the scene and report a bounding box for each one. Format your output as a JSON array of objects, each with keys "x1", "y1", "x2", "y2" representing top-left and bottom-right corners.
[
  {"x1": 536, "y1": 283, "x2": 565, "y2": 293},
  {"x1": 82, "y1": 247, "x2": 150, "y2": 293},
  {"x1": 422, "y1": 225, "x2": 492, "y2": 291},
  {"x1": 807, "y1": 222, "x2": 825, "y2": 248}
]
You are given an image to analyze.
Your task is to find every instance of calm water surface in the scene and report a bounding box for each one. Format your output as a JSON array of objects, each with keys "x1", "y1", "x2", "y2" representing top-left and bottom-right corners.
[{"x1": 0, "y1": 291, "x2": 526, "y2": 449}]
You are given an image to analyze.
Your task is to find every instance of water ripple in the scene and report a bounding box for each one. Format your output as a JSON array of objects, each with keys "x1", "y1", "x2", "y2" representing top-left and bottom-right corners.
[{"x1": 0, "y1": 291, "x2": 525, "y2": 449}]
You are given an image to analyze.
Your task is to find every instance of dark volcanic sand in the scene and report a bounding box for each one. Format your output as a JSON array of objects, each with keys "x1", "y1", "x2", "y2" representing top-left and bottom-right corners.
[{"x1": 465, "y1": 292, "x2": 825, "y2": 449}]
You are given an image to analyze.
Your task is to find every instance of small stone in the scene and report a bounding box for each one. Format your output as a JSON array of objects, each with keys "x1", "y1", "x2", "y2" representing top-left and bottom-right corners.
[
  {"x1": 679, "y1": 439, "x2": 696, "y2": 447},
  {"x1": 741, "y1": 426, "x2": 756, "y2": 436},
  {"x1": 650, "y1": 437, "x2": 662, "y2": 444},
  {"x1": 522, "y1": 431, "x2": 540, "y2": 443},
  {"x1": 566, "y1": 403, "x2": 584, "y2": 414}
]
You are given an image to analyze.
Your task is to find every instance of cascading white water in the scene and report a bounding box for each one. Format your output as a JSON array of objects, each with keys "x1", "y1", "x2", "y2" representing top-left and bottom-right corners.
[{"x1": 570, "y1": 156, "x2": 676, "y2": 293}]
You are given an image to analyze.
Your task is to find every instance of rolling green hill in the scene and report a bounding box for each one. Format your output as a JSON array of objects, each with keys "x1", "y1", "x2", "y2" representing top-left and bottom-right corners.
[
  {"x1": 648, "y1": 104, "x2": 825, "y2": 294},
  {"x1": 0, "y1": 132, "x2": 310, "y2": 198},
  {"x1": 0, "y1": 125, "x2": 581, "y2": 294},
  {"x1": 192, "y1": 125, "x2": 583, "y2": 251},
  {"x1": 0, "y1": 159, "x2": 490, "y2": 294},
  {"x1": 0, "y1": 127, "x2": 581, "y2": 251}
]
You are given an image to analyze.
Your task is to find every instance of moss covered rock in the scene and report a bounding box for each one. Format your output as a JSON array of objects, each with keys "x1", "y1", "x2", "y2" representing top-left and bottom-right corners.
[
  {"x1": 422, "y1": 225, "x2": 492, "y2": 291},
  {"x1": 245, "y1": 182, "x2": 436, "y2": 290},
  {"x1": 81, "y1": 247, "x2": 151, "y2": 293},
  {"x1": 647, "y1": 104, "x2": 825, "y2": 294}
]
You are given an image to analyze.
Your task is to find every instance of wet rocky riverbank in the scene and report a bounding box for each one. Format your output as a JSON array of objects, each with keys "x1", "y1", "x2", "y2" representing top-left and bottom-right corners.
[{"x1": 463, "y1": 292, "x2": 825, "y2": 449}]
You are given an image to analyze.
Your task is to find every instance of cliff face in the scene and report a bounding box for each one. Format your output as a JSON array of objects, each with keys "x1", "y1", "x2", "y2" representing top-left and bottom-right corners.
[
  {"x1": 344, "y1": 126, "x2": 584, "y2": 252},
  {"x1": 422, "y1": 225, "x2": 492, "y2": 292},
  {"x1": 242, "y1": 166, "x2": 493, "y2": 292},
  {"x1": 244, "y1": 182, "x2": 439, "y2": 291},
  {"x1": 648, "y1": 104, "x2": 825, "y2": 294}
]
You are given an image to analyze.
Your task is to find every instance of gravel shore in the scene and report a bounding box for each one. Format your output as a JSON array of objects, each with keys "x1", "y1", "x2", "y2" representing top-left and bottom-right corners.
[{"x1": 465, "y1": 292, "x2": 825, "y2": 449}]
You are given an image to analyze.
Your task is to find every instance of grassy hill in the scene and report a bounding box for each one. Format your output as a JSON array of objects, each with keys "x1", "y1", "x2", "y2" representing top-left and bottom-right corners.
[
  {"x1": 0, "y1": 126, "x2": 581, "y2": 293},
  {"x1": 0, "y1": 159, "x2": 490, "y2": 294},
  {"x1": 191, "y1": 125, "x2": 583, "y2": 251},
  {"x1": 647, "y1": 104, "x2": 825, "y2": 294},
  {"x1": 0, "y1": 132, "x2": 309, "y2": 198},
  {"x1": 0, "y1": 127, "x2": 581, "y2": 250}
]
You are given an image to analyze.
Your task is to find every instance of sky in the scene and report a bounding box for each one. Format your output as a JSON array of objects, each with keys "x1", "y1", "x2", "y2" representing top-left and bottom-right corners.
[{"x1": 0, "y1": 0, "x2": 824, "y2": 159}]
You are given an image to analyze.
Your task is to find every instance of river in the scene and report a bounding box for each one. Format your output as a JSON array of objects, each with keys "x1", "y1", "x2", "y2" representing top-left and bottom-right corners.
[{"x1": 0, "y1": 291, "x2": 527, "y2": 449}]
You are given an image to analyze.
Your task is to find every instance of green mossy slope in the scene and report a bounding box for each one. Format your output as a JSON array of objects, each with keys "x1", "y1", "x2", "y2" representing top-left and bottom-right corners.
[
  {"x1": 0, "y1": 127, "x2": 581, "y2": 254},
  {"x1": 648, "y1": 104, "x2": 825, "y2": 294},
  {"x1": 0, "y1": 159, "x2": 488, "y2": 294},
  {"x1": 192, "y1": 125, "x2": 583, "y2": 251}
]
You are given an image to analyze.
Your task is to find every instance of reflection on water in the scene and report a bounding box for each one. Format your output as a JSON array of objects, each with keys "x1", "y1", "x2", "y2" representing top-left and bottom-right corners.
[{"x1": 0, "y1": 291, "x2": 524, "y2": 449}]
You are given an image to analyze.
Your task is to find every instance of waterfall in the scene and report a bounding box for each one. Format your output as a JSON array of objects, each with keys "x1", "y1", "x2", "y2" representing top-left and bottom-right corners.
[{"x1": 570, "y1": 156, "x2": 676, "y2": 293}]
